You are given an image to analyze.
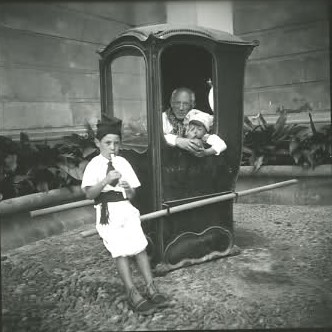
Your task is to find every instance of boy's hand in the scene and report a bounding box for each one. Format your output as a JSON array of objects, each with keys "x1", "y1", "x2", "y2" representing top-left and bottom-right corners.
[
  {"x1": 105, "y1": 170, "x2": 121, "y2": 185},
  {"x1": 119, "y1": 180, "x2": 135, "y2": 200},
  {"x1": 118, "y1": 180, "x2": 131, "y2": 190}
]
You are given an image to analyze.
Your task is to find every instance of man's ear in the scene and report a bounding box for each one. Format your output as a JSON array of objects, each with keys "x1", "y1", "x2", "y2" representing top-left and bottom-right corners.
[{"x1": 94, "y1": 138, "x2": 100, "y2": 148}]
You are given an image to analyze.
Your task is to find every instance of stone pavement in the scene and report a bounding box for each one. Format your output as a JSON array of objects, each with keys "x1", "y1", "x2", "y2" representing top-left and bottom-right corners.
[{"x1": 2, "y1": 203, "x2": 332, "y2": 331}]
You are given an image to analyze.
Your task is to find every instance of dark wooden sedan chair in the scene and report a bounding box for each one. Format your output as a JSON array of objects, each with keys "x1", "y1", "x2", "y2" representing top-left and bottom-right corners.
[{"x1": 98, "y1": 24, "x2": 258, "y2": 271}]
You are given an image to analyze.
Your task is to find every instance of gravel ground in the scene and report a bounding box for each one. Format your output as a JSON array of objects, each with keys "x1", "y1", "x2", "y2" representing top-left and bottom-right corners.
[{"x1": 2, "y1": 203, "x2": 332, "y2": 331}]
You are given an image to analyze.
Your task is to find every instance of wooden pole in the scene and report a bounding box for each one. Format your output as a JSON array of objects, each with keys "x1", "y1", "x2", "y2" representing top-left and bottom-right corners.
[
  {"x1": 0, "y1": 186, "x2": 85, "y2": 216},
  {"x1": 80, "y1": 179, "x2": 298, "y2": 237},
  {"x1": 30, "y1": 199, "x2": 94, "y2": 217}
]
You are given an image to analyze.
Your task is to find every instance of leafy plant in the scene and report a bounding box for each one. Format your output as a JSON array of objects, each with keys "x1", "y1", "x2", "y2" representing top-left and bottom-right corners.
[
  {"x1": 289, "y1": 113, "x2": 332, "y2": 169},
  {"x1": 55, "y1": 122, "x2": 98, "y2": 182},
  {"x1": 0, "y1": 122, "x2": 98, "y2": 201},
  {"x1": 241, "y1": 111, "x2": 308, "y2": 170},
  {"x1": 0, "y1": 135, "x2": 30, "y2": 200}
]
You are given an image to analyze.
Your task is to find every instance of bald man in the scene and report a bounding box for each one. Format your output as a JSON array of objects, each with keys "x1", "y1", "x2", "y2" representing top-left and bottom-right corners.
[{"x1": 162, "y1": 87, "x2": 202, "y2": 154}]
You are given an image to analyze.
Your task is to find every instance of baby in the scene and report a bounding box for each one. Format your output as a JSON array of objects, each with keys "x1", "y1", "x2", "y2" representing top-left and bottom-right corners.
[{"x1": 184, "y1": 109, "x2": 227, "y2": 157}]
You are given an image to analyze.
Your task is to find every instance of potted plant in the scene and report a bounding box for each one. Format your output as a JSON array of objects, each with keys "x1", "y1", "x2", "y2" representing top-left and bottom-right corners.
[
  {"x1": 241, "y1": 111, "x2": 308, "y2": 170},
  {"x1": 238, "y1": 112, "x2": 332, "y2": 205},
  {"x1": 0, "y1": 123, "x2": 98, "y2": 203},
  {"x1": 289, "y1": 114, "x2": 331, "y2": 169}
]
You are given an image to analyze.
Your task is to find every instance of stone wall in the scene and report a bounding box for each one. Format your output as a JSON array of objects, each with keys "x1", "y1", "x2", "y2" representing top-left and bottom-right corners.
[
  {"x1": 2, "y1": 1, "x2": 329, "y2": 141},
  {"x1": 233, "y1": 0, "x2": 330, "y2": 125},
  {"x1": 0, "y1": 2, "x2": 166, "y2": 141},
  {"x1": 1, "y1": 205, "x2": 95, "y2": 252}
]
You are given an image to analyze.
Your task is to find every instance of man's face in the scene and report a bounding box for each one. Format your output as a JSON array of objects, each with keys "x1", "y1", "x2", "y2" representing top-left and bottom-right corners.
[
  {"x1": 95, "y1": 134, "x2": 121, "y2": 160},
  {"x1": 171, "y1": 91, "x2": 193, "y2": 120}
]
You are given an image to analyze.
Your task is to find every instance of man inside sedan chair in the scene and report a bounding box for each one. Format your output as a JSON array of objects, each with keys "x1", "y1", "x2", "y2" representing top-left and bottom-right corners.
[
  {"x1": 81, "y1": 115, "x2": 168, "y2": 315},
  {"x1": 163, "y1": 87, "x2": 226, "y2": 157}
]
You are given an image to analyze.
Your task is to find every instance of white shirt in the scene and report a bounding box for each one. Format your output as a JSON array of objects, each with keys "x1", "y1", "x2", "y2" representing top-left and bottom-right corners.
[
  {"x1": 81, "y1": 154, "x2": 147, "y2": 258},
  {"x1": 162, "y1": 111, "x2": 227, "y2": 155},
  {"x1": 81, "y1": 154, "x2": 141, "y2": 195},
  {"x1": 162, "y1": 112, "x2": 178, "y2": 146}
]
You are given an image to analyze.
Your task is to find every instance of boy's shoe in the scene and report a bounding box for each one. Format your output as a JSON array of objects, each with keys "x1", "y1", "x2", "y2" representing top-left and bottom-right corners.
[
  {"x1": 145, "y1": 280, "x2": 169, "y2": 307},
  {"x1": 128, "y1": 287, "x2": 156, "y2": 315}
]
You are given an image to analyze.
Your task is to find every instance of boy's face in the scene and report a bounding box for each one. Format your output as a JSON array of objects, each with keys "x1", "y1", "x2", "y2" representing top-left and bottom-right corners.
[
  {"x1": 95, "y1": 134, "x2": 121, "y2": 160},
  {"x1": 187, "y1": 122, "x2": 207, "y2": 139}
]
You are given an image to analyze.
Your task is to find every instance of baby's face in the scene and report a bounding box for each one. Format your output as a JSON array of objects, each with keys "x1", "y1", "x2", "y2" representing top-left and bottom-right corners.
[{"x1": 187, "y1": 122, "x2": 207, "y2": 139}]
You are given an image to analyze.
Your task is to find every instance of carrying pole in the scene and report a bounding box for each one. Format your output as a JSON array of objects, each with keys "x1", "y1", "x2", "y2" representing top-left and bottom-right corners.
[
  {"x1": 80, "y1": 179, "x2": 298, "y2": 238},
  {"x1": 30, "y1": 200, "x2": 93, "y2": 217}
]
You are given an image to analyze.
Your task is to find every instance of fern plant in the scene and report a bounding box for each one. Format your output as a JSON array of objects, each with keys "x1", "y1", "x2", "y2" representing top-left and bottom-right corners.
[
  {"x1": 241, "y1": 111, "x2": 307, "y2": 170},
  {"x1": 0, "y1": 122, "x2": 98, "y2": 200},
  {"x1": 55, "y1": 122, "x2": 98, "y2": 182},
  {"x1": 289, "y1": 113, "x2": 332, "y2": 169}
]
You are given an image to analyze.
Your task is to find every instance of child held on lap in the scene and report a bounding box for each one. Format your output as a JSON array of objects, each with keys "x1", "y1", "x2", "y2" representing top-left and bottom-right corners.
[
  {"x1": 81, "y1": 115, "x2": 167, "y2": 314},
  {"x1": 184, "y1": 109, "x2": 227, "y2": 156}
]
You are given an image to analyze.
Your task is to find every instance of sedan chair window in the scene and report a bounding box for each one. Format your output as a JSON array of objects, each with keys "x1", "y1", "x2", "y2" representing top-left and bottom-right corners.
[
  {"x1": 106, "y1": 49, "x2": 152, "y2": 216},
  {"x1": 108, "y1": 49, "x2": 148, "y2": 152}
]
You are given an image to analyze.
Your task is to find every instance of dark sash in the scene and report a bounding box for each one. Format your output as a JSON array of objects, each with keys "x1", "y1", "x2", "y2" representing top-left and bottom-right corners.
[{"x1": 94, "y1": 191, "x2": 126, "y2": 225}]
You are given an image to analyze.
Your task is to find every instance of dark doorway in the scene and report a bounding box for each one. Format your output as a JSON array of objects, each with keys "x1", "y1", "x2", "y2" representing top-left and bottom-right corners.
[{"x1": 161, "y1": 44, "x2": 213, "y2": 113}]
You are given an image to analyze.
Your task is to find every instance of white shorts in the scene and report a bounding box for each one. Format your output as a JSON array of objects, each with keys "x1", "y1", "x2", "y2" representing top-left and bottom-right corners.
[{"x1": 95, "y1": 200, "x2": 148, "y2": 258}]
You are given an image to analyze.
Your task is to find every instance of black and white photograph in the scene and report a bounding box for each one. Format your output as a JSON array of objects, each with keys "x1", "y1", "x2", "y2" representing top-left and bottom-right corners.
[{"x1": 1, "y1": 0, "x2": 331, "y2": 330}]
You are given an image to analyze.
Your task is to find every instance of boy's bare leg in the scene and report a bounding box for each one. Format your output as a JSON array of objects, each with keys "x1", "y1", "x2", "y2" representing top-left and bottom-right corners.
[
  {"x1": 115, "y1": 256, "x2": 144, "y2": 303},
  {"x1": 135, "y1": 250, "x2": 154, "y2": 285},
  {"x1": 135, "y1": 250, "x2": 168, "y2": 305}
]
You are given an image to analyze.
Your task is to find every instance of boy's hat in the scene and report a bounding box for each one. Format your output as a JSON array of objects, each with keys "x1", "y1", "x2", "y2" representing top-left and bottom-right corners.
[
  {"x1": 96, "y1": 114, "x2": 122, "y2": 140},
  {"x1": 184, "y1": 109, "x2": 213, "y2": 132}
]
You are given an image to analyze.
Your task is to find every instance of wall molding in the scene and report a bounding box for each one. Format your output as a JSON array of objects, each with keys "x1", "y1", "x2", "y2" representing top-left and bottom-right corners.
[
  {"x1": 1, "y1": 124, "x2": 97, "y2": 143},
  {"x1": 0, "y1": 24, "x2": 106, "y2": 47},
  {"x1": 235, "y1": 18, "x2": 328, "y2": 36},
  {"x1": 247, "y1": 48, "x2": 329, "y2": 64}
]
